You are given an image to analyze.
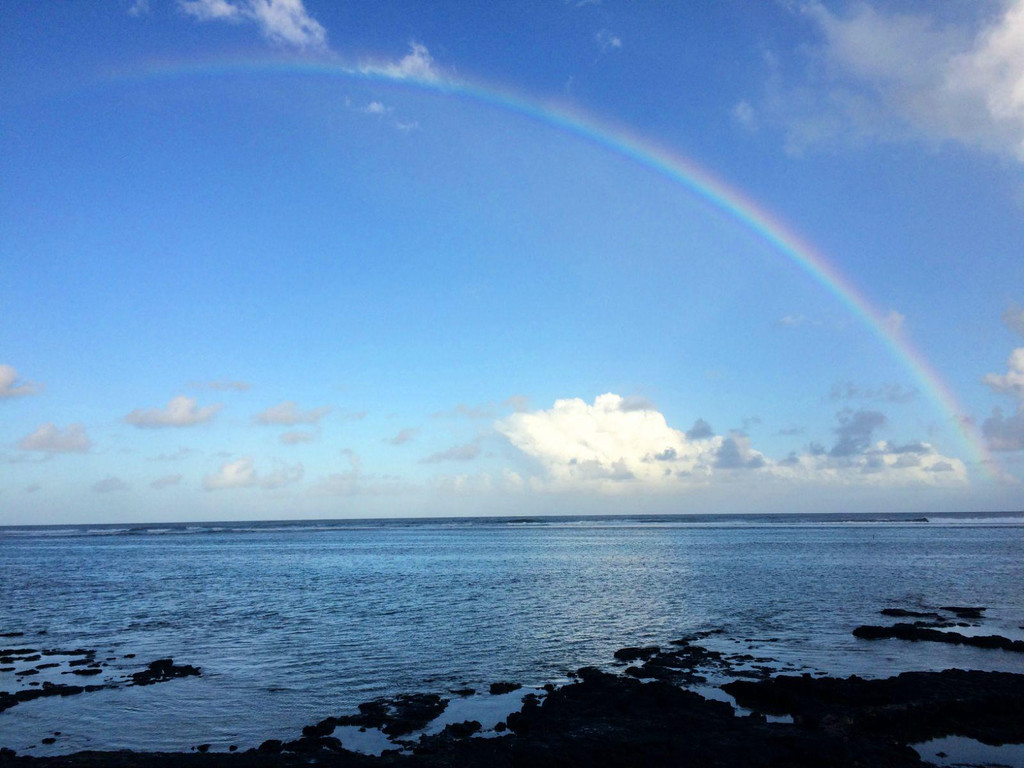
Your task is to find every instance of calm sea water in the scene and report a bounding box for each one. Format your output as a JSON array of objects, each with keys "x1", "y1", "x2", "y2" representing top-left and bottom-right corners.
[{"x1": 2, "y1": 512, "x2": 1023, "y2": 755}]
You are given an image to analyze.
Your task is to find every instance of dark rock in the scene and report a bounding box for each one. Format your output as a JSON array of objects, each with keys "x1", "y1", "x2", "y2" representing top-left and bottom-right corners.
[
  {"x1": 70, "y1": 668, "x2": 102, "y2": 676},
  {"x1": 195, "y1": 744, "x2": 209, "y2": 753},
  {"x1": 67, "y1": 658, "x2": 94, "y2": 667},
  {"x1": 489, "y1": 681, "x2": 522, "y2": 695},
  {"x1": 853, "y1": 623, "x2": 1024, "y2": 652},
  {"x1": 320, "y1": 692, "x2": 449, "y2": 737},
  {"x1": 129, "y1": 658, "x2": 201, "y2": 686},
  {"x1": 939, "y1": 605, "x2": 986, "y2": 619},
  {"x1": 0, "y1": 632, "x2": 24, "y2": 638},
  {"x1": 257, "y1": 739, "x2": 283, "y2": 753},
  {"x1": 494, "y1": 721, "x2": 507, "y2": 732},
  {"x1": 228, "y1": 745, "x2": 237, "y2": 752},
  {"x1": 35, "y1": 663, "x2": 60, "y2": 670},
  {"x1": 724, "y1": 669, "x2": 1024, "y2": 745},
  {"x1": 17, "y1": 668, "x2": 39, "y2": 676},
  {"x1": 41, "y1": 738, "x2": 56, "y2": 745},
  {"x1": 441, "y1": 720, "x2": 481, "y2": 739},
  {"x1": 449, "y1": 688, "x2": 475, "y2": 697},
  {"x1": 613, "y1": 646, "x2": 660, "y2": 662}
]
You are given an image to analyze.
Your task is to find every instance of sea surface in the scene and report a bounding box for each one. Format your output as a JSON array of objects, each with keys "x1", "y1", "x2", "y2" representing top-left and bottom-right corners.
[{"x1": 2, "y1": 512, "x2": 1023, "y2": 757}]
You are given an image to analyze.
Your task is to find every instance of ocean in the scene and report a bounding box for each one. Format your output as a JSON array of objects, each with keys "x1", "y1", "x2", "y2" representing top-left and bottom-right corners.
[{"x1": 2, "y1": 512, "x2": 1023, "y2": 757}]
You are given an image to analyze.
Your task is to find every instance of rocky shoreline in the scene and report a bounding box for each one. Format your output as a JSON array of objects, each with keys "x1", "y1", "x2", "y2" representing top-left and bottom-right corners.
[{"x1": 2, "y1": 607, "x2": 1023, "y2": 767}]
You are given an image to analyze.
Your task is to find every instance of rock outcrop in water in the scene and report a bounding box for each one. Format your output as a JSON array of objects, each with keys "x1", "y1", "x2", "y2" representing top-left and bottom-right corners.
[{"x1": 852, "y1": 623, "x2": 1024, "y2": 652}]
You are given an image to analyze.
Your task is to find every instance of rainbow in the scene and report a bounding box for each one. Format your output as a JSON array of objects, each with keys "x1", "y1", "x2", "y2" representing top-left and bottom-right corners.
[{"x1": 105, "y1": 53, "x2": 995, "y2": 476}]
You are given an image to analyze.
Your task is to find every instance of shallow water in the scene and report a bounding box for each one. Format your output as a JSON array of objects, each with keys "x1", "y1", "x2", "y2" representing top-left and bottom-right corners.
[{"x1": 2, "y1": 513, "x2": 1023, "y2": 755}]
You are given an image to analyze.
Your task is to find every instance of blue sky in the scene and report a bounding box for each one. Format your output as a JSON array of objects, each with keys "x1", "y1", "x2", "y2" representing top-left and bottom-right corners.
[{"x1": 2, "y1": 0, "x2": 1023, "y2": 523}]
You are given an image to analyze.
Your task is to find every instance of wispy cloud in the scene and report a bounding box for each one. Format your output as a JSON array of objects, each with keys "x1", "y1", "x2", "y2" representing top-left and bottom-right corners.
[
  {"x1": 178, "y1": 0, "x2": 327, "y2": 49},
  {"x1": 17, "y1": 423, "x2": 92, "y2": 454},
  {"x1": 125, "y1": 396, "x2": 222, "y2": 428},
  {"x1": 253, "y1": 401, "x2": 331, "y2": 426},
  {"x1": 151, "y1": 474, "x2": 184, "y2": 489},
  {"x1": 280, "y1": 430, "x2": 316, "y2": 445},
  {"x1": 92, "y1": 476, "x2": 129, "y2": 493},
  {"x1": 421, "y1": 441, "x2": 481, "y2": 463},
  {"x1": 829, "y1": 381, "x2": 918, "y2": 404},
  {"x1": 595, "y1": 30, "x2": 622, "y2": 51},
  {"x1": 387, "y1": 427, "x2": 419, "y2": 446},
  {"x1": 0, "y1": 364, "x2": 41, "y2": 398}
]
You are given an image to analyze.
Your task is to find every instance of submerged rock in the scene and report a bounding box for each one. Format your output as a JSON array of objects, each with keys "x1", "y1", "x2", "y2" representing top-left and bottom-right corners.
[{"x1": 129, "y1": 658, "x2": 201, "y2": 686}]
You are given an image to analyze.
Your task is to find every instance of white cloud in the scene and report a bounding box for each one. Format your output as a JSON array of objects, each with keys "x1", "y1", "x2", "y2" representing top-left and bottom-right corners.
[
  {"x1": 360, "y1": 43, "x2": 447, "y2": 83},
  {"x1": 0, "y1": 365, "x2": 40, "y2": 398},
  {"x1": 254, "y1": 401, "x2": 331, "y2": 425},
  {"x1": 17, "y1": 423, "x2": 92, "y2": 454},
  {"x1": 280, "y1": 430, "x2": 315, "y2": 445},
  {"x1": 92, "y1": 476, "x2": 129, "y2": 493},
  {"x1": 496, "y1": 393, "x2": 966, "y2": 492},
  {"x1": 203, "y1": 456, "x2": 303, "y2": 490},
  {"x1": 151, "y1": 474, "x2": 184, "y2": 489},
  {"x1": 178, "y1": 0, "x2": 326, "y2": 49},
  {"x1": 774, "y1": 1, "x2": 1024, "y2": 160},
  {"x1": 361, "y1": 101, "x2": 392, "y2": 115},
  {"x1": 125, "y1": 395, "x2": 222, "y2": 428},
  {"x1": 983, "y1": 347, "x2": 1024, "y2": 399}
]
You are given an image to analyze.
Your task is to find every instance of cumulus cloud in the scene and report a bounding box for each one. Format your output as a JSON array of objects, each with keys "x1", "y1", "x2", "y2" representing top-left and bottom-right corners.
[
  {"x1": 280, "y1": 431, "x2": 315, "y2": 445},
  {"x1": 178, "y1": 0, "x2": 326, "y2": 48},
  {"x1": 17, "y1": 423, "x2": 92, "y2": 454},
  {"x1": 126, "y1": 396, "x2": 222, "y2": 428},
  {"x1": 151, "y1": 474, "x2": 184, "y2": 489},
  {"x1": 766, "y1": 1, "x2": 1024, "y2": 161},
  {"x1": 830, "y1": 409, "x2": 886, "y2": 457},
  {"x1": 387, "y1": 428, "x2": 419, "y2": 446},
  {"x1": 983, "y1": 348, "x2": 1024, "y2": 399},
  {"x1": 983, "y1": 406, "x2": 1024, "y2": 451},
  {"x1": 92, "y1": 476, "x2": 129, "y2": 493},
  {"x1": 203, "y1": 457, "x2": 303, "y2": 490},
  {"x1": 421, "y1": 441, "x2": 482, "y2": 463},
  {"x1": 0, "y1": 365, "x2": 41, "y2": 398},
  {"x1": 253, "y1": 401, "x2": 331, "y2": 426},
  {"x1": 359, "y1": 43, "x2": 448, "y2": 83},
  {"x1": 686, "y1": 418, "x2": 714, "y2": 440},
  {"x1": 496, "y1": 393, "x2": 964, "y2": 492}
]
